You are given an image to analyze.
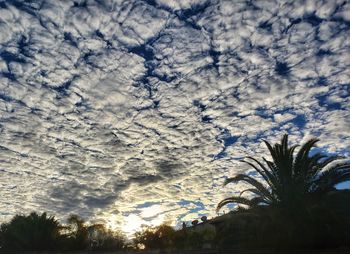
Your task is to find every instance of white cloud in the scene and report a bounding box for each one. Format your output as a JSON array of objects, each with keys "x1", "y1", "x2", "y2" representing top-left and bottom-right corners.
[{"x1": 0, "y1": 0, "x2": 349, "y2": 234}]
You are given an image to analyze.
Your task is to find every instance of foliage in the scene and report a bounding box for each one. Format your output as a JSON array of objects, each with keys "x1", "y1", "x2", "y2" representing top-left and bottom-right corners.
[
  {"x1": 0, "y1": 212, "x2": 63, "y2": 252},
  {"x1": 217, "y1": 134, "x2": 350, "y2": 211},
  {"x1": 133, "y1": 222, "x2": 216, "y2": 251},
  {"x1": 0, "y1": 212, "x2": 126, "y2": 253},
  {"x1": 65, "y1": 214, "x2": 89, "y2": 250},
  {"x1": 133, "y1": 223, "x2": 176, "y2": 250},
  {"x1": 63, "y1": 214, "x2": 127, "y2": 251},
  {"x1": 0, "y1": 134, "x2": 349, "y2": 252},
  {"x1": 216, "y1": 191, "x2": 350, "y2": 250},
  {"x1": 88, "y1": 224, "x2": 126, "y2": 251},
  {"x1": 215, "y1": 134, "x2": 350, "y2": 251}
]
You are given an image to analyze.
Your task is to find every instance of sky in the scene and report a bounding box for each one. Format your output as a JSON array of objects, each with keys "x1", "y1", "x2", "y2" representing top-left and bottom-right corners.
[{"x1": 0, "y1": 0, "x2": 349, "y2": 236}]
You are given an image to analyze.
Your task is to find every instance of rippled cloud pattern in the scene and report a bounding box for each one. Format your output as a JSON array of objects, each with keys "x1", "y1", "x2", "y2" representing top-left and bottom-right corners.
[{"x1": 0, "y1": 0, "x2": 349, "y2": 232}]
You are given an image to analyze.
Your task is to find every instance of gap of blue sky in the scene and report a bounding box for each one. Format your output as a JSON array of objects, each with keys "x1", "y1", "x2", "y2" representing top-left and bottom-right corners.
[{"x1": 0, "y1": 0, "x2": 349, "y2": 234}]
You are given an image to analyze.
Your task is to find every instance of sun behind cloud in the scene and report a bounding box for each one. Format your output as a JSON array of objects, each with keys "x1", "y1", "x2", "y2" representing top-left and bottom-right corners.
[
  {"x1": 0, "y1": 0, "x2": 349, "y2": 234},
  {"x1": 118, "y1": 204, "x2": 166, "y2": 237}
]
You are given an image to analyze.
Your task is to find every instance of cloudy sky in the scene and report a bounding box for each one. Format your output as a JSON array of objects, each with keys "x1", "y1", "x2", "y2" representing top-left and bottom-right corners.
[{"x1": 0, "y1": 0, "x2": 349, "y2": 235}]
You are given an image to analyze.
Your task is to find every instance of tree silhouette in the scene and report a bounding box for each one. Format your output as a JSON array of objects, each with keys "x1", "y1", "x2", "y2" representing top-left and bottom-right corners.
[
  {"x1": 66, "y1": 214, "x2": 89, "y2": 250},
  {"x1": 0, "y1": 212, "x2": 127, "y2": 252},
  {"x1": 133, "y1": 223, "x2": 176, "y2": 250},
  {"x1": 217, "y1": 134, "x2": 350, "y2": 211},
  {"x1": 87, "y1": 223, "x2": 126, "y2": 251},
  {"x1": 0, "y1": 212, "x2": 62, "y2": 252}
]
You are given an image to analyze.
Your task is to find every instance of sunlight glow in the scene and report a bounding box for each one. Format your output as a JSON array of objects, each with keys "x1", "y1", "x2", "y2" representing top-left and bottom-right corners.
[
  {"x1": 121, "y1": 204, "x2": 166, "y2": 237},
  {"x1": 123, "y1": 214, "x2": 144, "y2": 236}
]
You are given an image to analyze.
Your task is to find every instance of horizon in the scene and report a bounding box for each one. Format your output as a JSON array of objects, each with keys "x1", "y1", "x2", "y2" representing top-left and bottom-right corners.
[{"x1": 0, "y1": 0, "x2": 349, "y2": 237}]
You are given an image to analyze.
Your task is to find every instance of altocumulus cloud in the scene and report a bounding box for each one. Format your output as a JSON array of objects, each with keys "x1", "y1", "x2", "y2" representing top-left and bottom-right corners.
[{"x1": 0, "y1": 0, "x2": 349, "y2": 233}]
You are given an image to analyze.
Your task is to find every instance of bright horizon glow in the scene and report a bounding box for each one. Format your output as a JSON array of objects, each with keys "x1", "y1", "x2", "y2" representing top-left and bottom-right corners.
[
  {"x1": 117, "y1": 204, "x2": 166, "y2": 237},
  {"x1": 0, "y1": 0, "x2": 349, "y2": 234},
  {"x1": 122, "y1": 214, "x2": 145, "y2": 237}
]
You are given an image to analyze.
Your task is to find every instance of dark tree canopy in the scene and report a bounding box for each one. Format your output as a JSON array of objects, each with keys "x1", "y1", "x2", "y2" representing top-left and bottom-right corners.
[{"x1": 0, "y1": 212, "x2": 62, "y2": 252}]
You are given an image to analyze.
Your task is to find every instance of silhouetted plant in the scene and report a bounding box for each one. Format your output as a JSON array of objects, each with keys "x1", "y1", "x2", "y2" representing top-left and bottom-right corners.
[
  {"x1": 65, "y1": 214, "x2": 89, "y2": 250},
  {"x1": 133, "y1": 223, "x2": 176, "y2": 250},
  {"x1": 0, "y1": 212, "x2": 127, "y2": 252},
  {"x1": 87, "y1": 223, "x2": 126, "y2": 251},
  {"x1": 0, "y1": 212, "x2": 63, "y2": 252},
  {"x1": 215, "y1": 135, "x2": 350, "y2": 250},
  {"x1": 217, "y1": 134, "x2": 350, "y2": 211}
]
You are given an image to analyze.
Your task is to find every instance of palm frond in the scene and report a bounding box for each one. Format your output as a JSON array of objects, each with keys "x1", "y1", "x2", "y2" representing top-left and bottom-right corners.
[
  {"x1": 312, "y1": 162, "x2": 350, "y2": 192},
  {"x1": 225, "y1": 174, "x2": 274, "y2": 202},
  {"x1": 249, "y1": 197, "x2": 270, "y2": 206},
  {"x1": 216, "y1": 196, "x2": 259, "y2": 212},
  {"x1": 318, "y1": 155, "x2": 346, "y2": 170},
  {"x1": 245, "y1": 156, "x2": 279, "y2": 190},
  {"x1": 263, "y1": 139, "x2": 277, "y2": 163},
  {"x1": 241, "y1": 158, "x2": 273, "y2": 189},
  {"x1": 239, "y1": 188, "x2": 262, "y2": 198},
  {"x1": 294, "y1": 138, "x2": 319, "y2": 176},
  {"x1": 217, "y1": 134, "x2": 350, "y2": 213}
]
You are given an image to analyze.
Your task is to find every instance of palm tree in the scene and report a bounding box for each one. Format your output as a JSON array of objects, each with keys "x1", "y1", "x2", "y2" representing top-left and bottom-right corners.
[{"x1": 217, "y1": 134, "x2": 350, "y2": 212}]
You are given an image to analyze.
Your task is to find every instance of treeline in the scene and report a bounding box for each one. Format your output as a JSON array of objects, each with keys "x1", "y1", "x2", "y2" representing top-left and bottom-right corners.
[
  {"x1": 1, "y1": 135, "x2": 350, "y2": 253},
  {"x1": 0, "y1": 211, "x2": 215, "y2": 253},
  {"x1": 2, "y1": 193, "x2": 350, "y2": 254},
  {"x1": 0, "y1": 212, "x2": 126, "y2": 253},
  {"x1": 133, "y1": 221, "x2": 215, "y2": 251},
  {"x1": 130, "y1": 191, "x2": 350, "y2": 252}
]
